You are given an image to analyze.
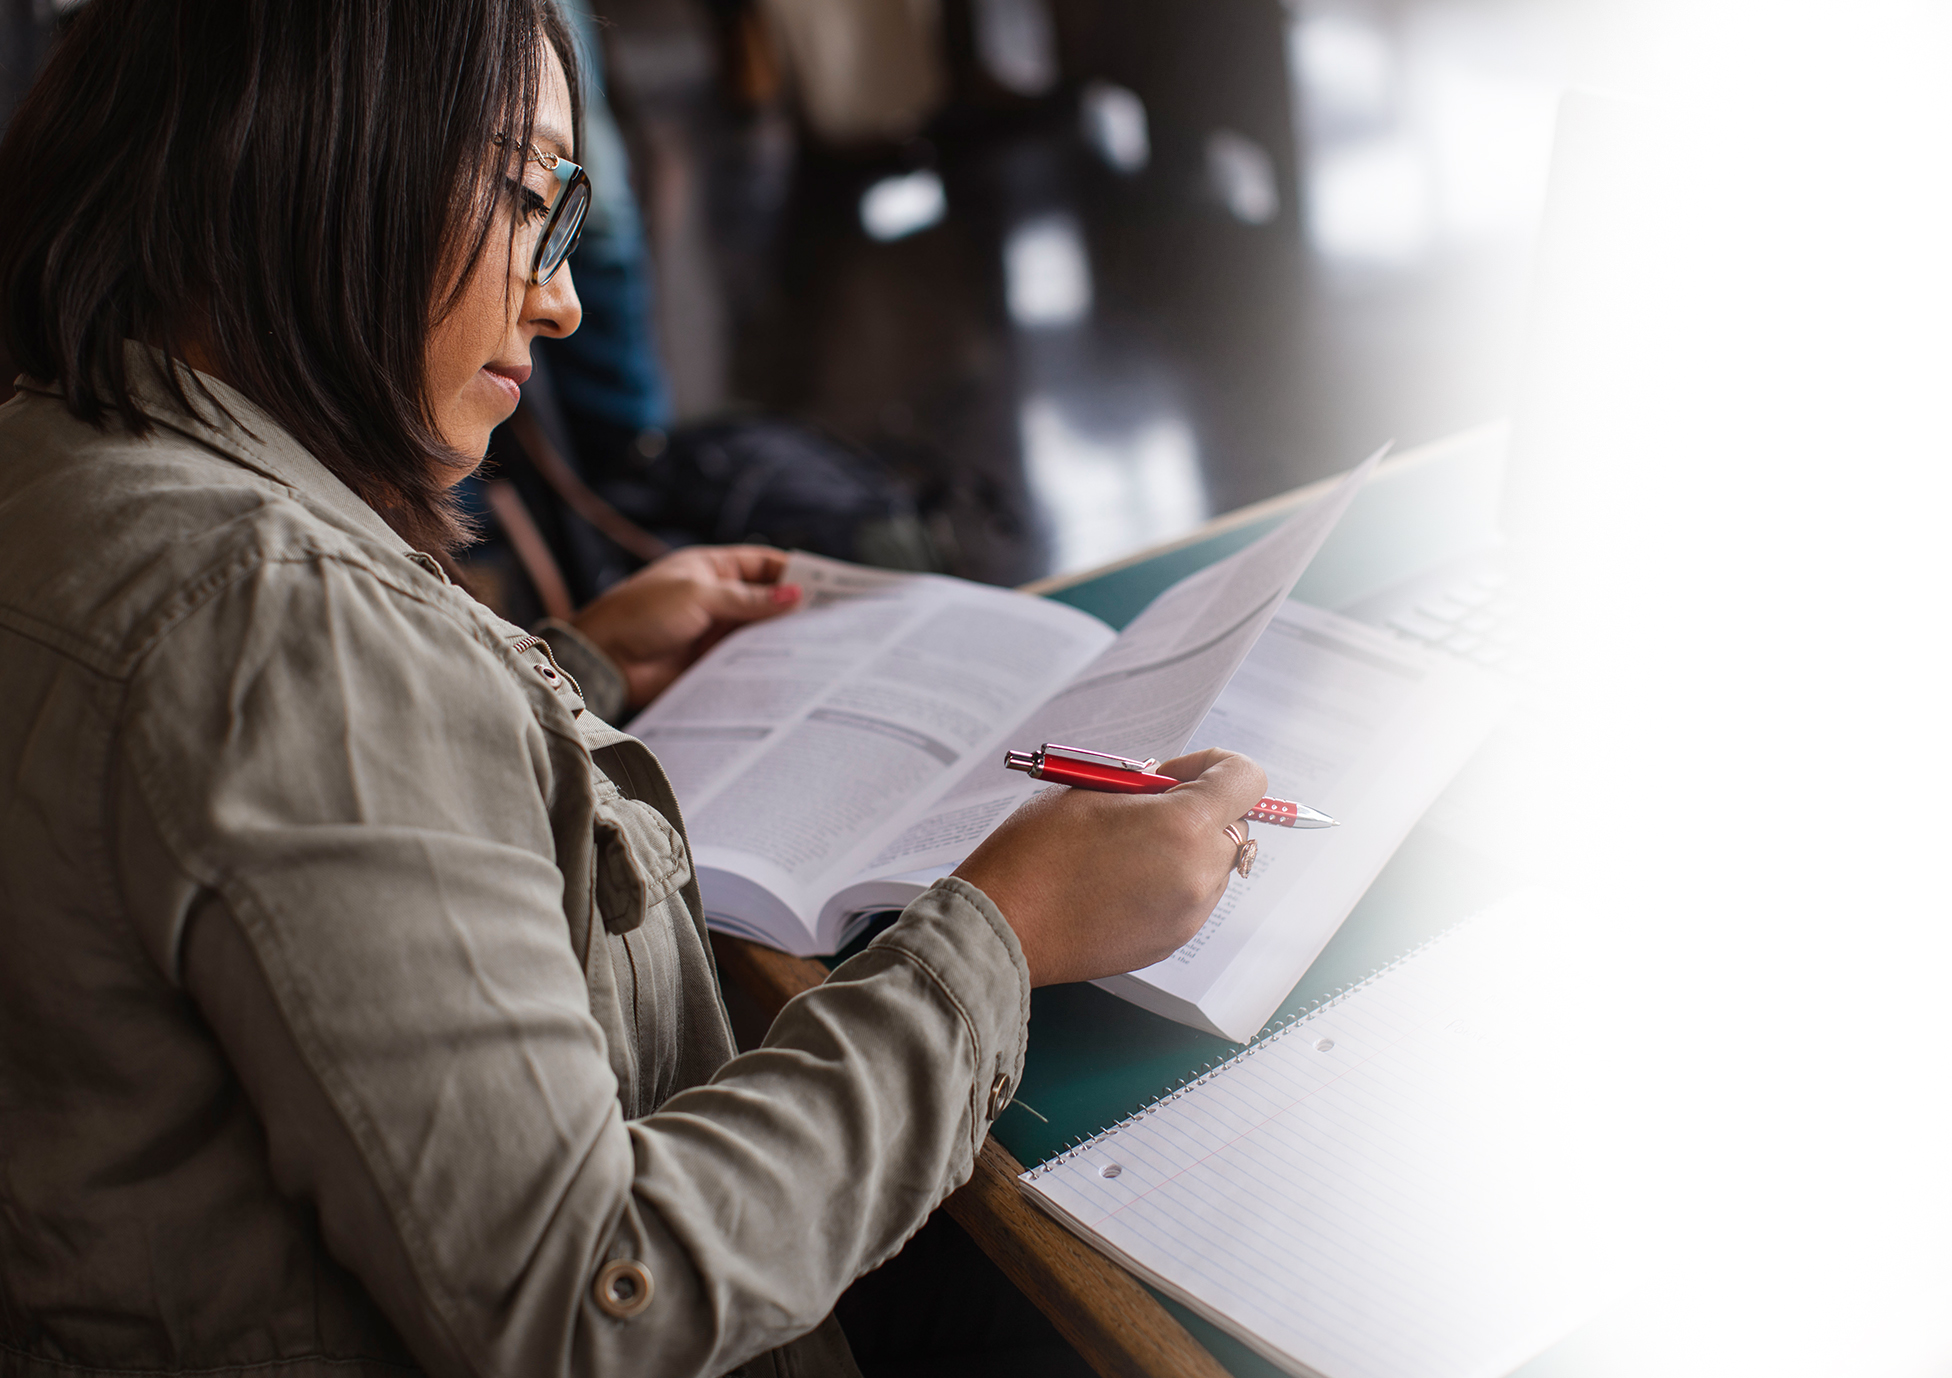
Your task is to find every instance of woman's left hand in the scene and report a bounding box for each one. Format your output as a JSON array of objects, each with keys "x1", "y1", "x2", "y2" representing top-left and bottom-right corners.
[{"x1": 570, "y1": 545, "x2": 802, "y2": 710}]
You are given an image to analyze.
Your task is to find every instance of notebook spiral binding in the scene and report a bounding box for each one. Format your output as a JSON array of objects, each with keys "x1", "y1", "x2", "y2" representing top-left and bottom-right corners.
[{"x1": 1020, "y1": 916, "x2": 1475, "y2": 1180}]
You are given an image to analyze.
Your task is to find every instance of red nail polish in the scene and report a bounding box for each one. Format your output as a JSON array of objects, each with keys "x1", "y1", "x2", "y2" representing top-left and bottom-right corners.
[{"x1": 771, "y1": 584, "x2": 801, "y2": 605}]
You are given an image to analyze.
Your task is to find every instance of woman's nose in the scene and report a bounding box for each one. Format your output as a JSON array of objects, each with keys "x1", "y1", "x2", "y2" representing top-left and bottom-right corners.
[{"x1": 528, "y1": 262, "x2": 582, "y2": 339}]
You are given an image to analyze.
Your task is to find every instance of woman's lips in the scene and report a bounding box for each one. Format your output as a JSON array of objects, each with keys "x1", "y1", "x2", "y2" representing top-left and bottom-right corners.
[{"x1": 479, "y1": 363, "x2": 530, "y2": 408}]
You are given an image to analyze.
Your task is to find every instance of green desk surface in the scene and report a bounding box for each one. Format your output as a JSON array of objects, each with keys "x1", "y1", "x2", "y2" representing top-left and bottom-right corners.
[
  {"x1": 1038, "y1": 515, "x2": 1294, "y2": 631},
  {"x1": 1005, "y1": 533, "x2": 1534, "y2": 1378}
]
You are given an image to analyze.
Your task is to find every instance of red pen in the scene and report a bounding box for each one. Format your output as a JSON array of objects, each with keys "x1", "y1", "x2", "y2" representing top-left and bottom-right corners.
[{"x1": 1003, "y1": 743, "x2": 1338, "y2": 828}]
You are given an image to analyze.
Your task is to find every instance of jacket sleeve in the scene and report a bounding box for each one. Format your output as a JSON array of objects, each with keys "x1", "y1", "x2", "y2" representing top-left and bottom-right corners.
[{"x1": 118, "y1": 551, "x2": 1031, "y2": 1378}]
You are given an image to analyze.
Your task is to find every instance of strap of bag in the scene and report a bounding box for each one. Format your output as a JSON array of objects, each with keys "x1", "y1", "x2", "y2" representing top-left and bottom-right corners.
[{"x1": 506, "y1": 402, "x2": 670, "y2": 565}]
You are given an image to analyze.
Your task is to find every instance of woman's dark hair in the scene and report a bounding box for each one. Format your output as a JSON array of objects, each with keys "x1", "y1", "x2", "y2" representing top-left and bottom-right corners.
[{"x1": 0, "y1": 0, "x2": 582, "y2": 556}]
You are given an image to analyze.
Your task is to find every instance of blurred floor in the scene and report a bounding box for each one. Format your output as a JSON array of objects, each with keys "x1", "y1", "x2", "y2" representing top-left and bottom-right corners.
[{"x1": 601, "y1": 0, "x2": 1572, "y2": 587}]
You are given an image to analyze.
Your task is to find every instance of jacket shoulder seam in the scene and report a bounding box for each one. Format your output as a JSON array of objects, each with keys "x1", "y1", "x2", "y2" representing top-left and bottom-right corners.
[
  {"x1": 0, "y1": 605, "x2": 124, "y2": 677},
  {"x1": 116, "y1": 544, "x2": 503, "y2": 685}
]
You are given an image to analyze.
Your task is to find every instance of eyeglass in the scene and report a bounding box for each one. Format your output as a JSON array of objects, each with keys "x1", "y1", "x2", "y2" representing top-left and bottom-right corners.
[{"x1": 495, "y1": 135, "x2": 591, "y2": 286}]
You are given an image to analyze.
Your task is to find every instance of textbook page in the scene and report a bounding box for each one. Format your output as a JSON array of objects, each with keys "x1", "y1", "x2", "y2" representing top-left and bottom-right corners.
[
  {"x1": 1021, "y1": 889, "x2": 1631, "y2": 1378},
  {"x1": 1098, "y1": 602, "x2": 1509, "y2": 1040},
  {"x1": 854, "y1": 445, "x2": 1388, "y2": 882},
  {"x1": 626, "y1": 554, "x2": 1116, "y2": 951}
]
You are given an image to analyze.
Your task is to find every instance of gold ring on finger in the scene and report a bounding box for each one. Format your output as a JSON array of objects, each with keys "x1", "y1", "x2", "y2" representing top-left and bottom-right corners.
[{"x1": 1222, "y1": 821, "x2": 1257, "y2": 879}]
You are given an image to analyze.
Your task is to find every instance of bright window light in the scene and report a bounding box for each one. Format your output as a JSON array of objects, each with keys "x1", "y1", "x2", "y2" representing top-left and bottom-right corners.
[
  {"x1": 1293, "y1": 13, "x2": 1395, "y2": 129},
  {"x1": 1004, "y1": 214, "x2": 1093, "y2": 327},
  {"x1": 973, "y1": 0, "x2": 1059, "y2": 97},
  {"x1": 1020, "y1": 395, "x2": 1206, "y2": 572},
  {"x1": 1206, "y1": 129, "x2": 1280, "y2": 225},
  {"x1": 1308, "y1": 134, "x2": 1432, "y2": 265},
  {"x1": 1081, "y1": 81, "x2": 1150, "y2": 174},
  {"x1": 859, "y1": 170, "x2": 946, "y2": 242}
]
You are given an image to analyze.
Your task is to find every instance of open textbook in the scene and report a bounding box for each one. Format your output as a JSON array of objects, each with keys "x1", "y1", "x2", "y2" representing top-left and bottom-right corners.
[{"x1": 627, "y1": 446, "x2": 1503, "y2": 1036}]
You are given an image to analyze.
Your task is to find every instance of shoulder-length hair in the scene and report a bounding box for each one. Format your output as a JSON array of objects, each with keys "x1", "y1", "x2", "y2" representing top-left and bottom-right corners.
[{"x1": 0, "y1": 0, "x2": 582, "y2": 556}]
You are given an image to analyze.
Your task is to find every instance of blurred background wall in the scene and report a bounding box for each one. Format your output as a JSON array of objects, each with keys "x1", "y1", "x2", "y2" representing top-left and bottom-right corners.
[{"x1": 585, "y1": 0, "x2": 1573, "y2": 583}]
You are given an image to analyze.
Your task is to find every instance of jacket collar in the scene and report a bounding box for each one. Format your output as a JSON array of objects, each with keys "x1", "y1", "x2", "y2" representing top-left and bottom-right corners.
[{"x1": 20, "y1": 341, "x2": 428, "y2": 561}]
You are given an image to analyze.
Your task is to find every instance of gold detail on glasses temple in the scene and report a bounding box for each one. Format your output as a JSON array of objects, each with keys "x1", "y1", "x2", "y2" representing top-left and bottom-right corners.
[{"x1": 491, "y1": 133, "x2": 561, "y2": 170}]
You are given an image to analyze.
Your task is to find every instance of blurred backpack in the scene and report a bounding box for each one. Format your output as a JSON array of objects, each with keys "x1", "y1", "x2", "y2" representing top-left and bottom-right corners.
[
  {"x1": 605, "y1": 413, "x2": 943, "y2": 573},
  {"x1": 467, "y1": 352, "x2": 944, "y2": 623}
]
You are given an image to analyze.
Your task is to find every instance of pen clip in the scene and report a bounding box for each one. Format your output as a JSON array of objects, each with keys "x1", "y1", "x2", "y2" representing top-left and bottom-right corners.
[{"x1": 1040, "y1": 743, "x2": 1159, "y2": 773}]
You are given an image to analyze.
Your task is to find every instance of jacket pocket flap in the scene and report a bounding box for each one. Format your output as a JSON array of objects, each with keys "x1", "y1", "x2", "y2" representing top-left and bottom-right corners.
[{"x1": 591, "y1": 797, "x2": 692, "y2": 935}]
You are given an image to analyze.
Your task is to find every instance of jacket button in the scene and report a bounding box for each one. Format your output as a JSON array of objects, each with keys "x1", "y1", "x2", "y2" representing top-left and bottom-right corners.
[
  {"x1": 594, "y1": 1259, "x2": 656, "y2": 1319},
  {"x1": 986, "y1": 1072, "x2": 1013, "y2": 1120}
]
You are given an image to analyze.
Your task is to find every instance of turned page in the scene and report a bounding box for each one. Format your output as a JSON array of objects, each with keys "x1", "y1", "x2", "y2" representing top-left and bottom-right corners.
[
  {"x1": 1097, "y1": 601, "x2": 1510, "y2": 1039},
  {"x1": 627, "y1": 554, "x2": 1116, "y2": 932},
  {"x1": 856, "y1": 445, "x2": 1386, "y2": 882}
]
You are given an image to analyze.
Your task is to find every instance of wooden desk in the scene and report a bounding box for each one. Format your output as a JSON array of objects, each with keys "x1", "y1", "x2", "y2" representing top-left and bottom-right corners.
[{"x1": 712, "y1": 427, "x2": 1513, "y2": 1378}]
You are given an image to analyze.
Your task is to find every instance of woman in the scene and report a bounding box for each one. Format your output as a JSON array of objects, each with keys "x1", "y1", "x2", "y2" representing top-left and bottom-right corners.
[{"x1": 0, "y1": 4, "x2": 1264, "y2": 1376}]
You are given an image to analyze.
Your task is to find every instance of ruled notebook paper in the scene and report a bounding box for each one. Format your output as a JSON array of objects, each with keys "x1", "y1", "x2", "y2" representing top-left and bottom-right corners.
[{"x1": 1020, "y1": 891, "x2": 1626, "y2": 1378}]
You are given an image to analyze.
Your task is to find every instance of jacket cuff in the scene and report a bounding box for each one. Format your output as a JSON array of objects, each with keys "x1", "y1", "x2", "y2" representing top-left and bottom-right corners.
[
  {"x1": 863, "y1": 876, "x2": 1032, "y2": 1134},
  {"x1": 531, "y1": 617, "x2": 629, "y2": 724}
]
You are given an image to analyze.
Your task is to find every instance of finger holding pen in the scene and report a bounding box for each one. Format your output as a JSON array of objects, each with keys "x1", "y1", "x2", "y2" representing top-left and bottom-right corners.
[
  {"x1": 1004, "y1": 742, "x2": 1336, "y2": 828},
  {"x1": 953, "y1": 748, "x2": 1269, "y2": 987}
]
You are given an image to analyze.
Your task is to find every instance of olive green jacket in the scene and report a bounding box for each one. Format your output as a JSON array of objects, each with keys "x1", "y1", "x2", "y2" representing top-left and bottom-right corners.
[{"x1": 0, "y1": 349, "x2": 1031, "y2": 1378}]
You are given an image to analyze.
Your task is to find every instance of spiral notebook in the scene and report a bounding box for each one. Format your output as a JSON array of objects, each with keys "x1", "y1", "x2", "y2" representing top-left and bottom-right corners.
[{"x1": 1018, "y1": 890, "x2": 1628, "y2": 1378}]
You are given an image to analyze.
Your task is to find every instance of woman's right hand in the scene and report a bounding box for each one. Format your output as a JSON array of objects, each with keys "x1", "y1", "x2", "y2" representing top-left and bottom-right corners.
[{"x1": 953, "y1": 749, "x2": 1269, "y2": 986}]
